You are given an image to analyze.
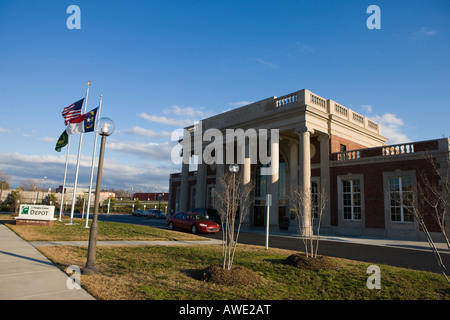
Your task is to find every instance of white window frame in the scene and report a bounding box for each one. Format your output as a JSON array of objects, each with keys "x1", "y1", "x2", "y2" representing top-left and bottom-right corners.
[
  {"x1": 388, "y1": 176, "x2": 414, "y2": 223},
  {"x1": 311, "y1": 178, "x2": 320, "y2": 219},
  {"x1": 337, "y1": 174, "x2": 365, "y2": 232},
  {"x1": 341, "y1": 179, "x2": 362, "y2": 221},
  {"x1": 383, "y1": 170, "x2": 419, "y2": 236}
]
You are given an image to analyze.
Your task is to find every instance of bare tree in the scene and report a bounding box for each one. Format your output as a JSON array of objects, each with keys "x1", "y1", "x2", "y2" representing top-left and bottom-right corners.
[
  {"x1": 215, "y1": 171, "x2": 254, "y2": 270},
  {"x1": 407, "y1": 156, "x2": 450, "y2": 283},
  {"x1": 287, "y1": 183, "x2": 328, "y2": 258}
]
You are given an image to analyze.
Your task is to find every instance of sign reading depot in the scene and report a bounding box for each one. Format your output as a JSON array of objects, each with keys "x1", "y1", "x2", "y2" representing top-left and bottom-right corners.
[{"x1": 17, "y1": 204, "x2": 56, "y2": 221}]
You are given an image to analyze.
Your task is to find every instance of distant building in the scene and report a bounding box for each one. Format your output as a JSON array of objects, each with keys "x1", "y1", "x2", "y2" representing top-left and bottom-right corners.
[
  {"x1": 133, "y1": 193, "x2": 169, "y2": 202},
  {"x1": 168, "y1": 88, "x2": 449, "y2": 240}
]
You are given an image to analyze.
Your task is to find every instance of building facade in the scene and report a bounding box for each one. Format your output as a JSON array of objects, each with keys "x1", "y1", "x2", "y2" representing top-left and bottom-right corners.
[{"x1": 168, "y1": 89, "x2": 450, "y2": 240}]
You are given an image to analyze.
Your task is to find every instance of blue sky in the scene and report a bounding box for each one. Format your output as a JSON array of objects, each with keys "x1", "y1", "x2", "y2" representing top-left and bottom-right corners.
[{"x1": 0, "y1": 0, "x2": 449, "y2": 191}]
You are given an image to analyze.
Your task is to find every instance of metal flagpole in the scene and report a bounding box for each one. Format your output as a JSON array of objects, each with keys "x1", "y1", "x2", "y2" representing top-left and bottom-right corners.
[
  {"x1": 68, "y1": 81, "x2": 91, "y2": 225},
  {"x1": 84, "y1": 95, "x2": 102, "y2": 228},
  {"x1": 58, "y1": 134, "x2": 71, "y2": 221}
]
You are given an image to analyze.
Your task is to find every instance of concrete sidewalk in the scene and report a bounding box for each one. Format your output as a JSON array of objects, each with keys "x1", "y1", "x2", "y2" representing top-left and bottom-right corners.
[{"x1": 0, "y1": 224, "x2": 95, "y2": 300}]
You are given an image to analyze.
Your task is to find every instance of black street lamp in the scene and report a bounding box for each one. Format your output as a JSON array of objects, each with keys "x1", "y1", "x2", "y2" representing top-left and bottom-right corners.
[{"x1": 82, "y1": 117, "x2": 115, "y2": 275}]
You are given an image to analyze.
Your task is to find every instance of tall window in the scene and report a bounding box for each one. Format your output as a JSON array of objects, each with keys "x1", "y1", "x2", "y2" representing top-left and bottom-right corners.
[
  {"x1": 389, "y1": 176, "x2": 413, "y2": 222},
  {"x1": 311, "y1": 181, "x2": 319, "y2": 218},
  {"x1": 342, "y1": 179, "x2": 361, "y2": 220},
  {"x1": 279, "y1": 155, "x2": 286, "y2": 199},
  {"x1": 254, "y1": 163, "x2": 268, "y2": 197}
]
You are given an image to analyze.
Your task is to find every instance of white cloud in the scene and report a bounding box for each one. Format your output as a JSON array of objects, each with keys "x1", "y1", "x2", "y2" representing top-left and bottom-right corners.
[
  {"x1": 140, "y1": 105, "x2": 216, "y2": 128},
  {"x1": 371, "y1": 113, "x2": 411, "y2": 144},
  {"x1": 40, "y1": 137, "x2": 55, "y2": 142},
  {"x1": 0, "y1": 127, "x2": 11, "y2": 133},
  {"x1": 166, "y1": 105, "x2": 214, "y2": 119},
  {"x1": 0, "y1": 151, "x2": 173, "y2": 191},
  {"x1": 255, "y1": 58, "x2": 278, "y2": 69},
  {"x1": 107, "y1": 140, "x2": 175, "y2": 161},
  {"x1": 139, "y1": 113, "x2": 191, "y2": 127},
  {"x1": 228, "y1": 101, "x2": 253, "y2": 108},
  {"x1": 124, "y1": 126, "x2": 172, "y2": 139},
  {"x1": 411, "y1": 27, "x2": 437, "y2": 39},
  {"x1": 360, "y1": 104, "x2": 373, "y2": 113},
  {"x1": 297, "y1": 44, "x2": 314, "y2": 54}
]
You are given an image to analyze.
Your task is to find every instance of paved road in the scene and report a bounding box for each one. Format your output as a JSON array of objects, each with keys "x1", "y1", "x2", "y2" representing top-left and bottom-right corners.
[{"x1": 80, "y1": 213, "x2": 450, "y2": 274}]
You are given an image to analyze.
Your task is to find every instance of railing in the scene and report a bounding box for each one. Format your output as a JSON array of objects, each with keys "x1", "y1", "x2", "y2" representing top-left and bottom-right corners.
[
  {"x1": 382, "y1": 143, "x2": 414, "y2": 156},
  {"x1": 273, "y1": 89, "x2": 382, "y2": 135},
  {"x1": 332, "y1": 140, "x2": 440, "y2": 162},
  {"x1": 334, "y1": 103, "x2": 348, "y2": 118},
  {"x1": 367, "y1": 120, "x2": 379, "y2": 131},
  {"x1": 310, "y1": 93, "x2": 326, "y2": 110},
  {"x1": 276, "y1": 93, "x2": 298, "y2": 107},
  {"x1": 336, "y1": 150, "x2": 361, "y2": 161}
]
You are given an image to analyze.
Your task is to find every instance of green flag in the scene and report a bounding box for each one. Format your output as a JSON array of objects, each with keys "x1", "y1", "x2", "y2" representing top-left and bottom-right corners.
[{"x1": 55, "y1": 130, "x2": 69, "y2": 152}]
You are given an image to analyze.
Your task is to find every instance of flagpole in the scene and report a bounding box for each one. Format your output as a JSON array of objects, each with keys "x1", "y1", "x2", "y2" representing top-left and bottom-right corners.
[
  {"x1": 84, "y1": 95, "x2": 102, "y2": 228},
  {"x1": 58, "y1": 134, "x2": 71, "y2": 221},
  {"x1": 68, "y1": 80, "x2": 91, "y2": 225}
]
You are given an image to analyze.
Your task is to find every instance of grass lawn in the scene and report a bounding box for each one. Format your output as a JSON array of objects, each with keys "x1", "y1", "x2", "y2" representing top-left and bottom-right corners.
[
  {"x1": 39, "y1": 244, "x2": 449, "y2": 300},
  {"x1": 1, "y1": 214, "x2": 449, "y2": 300}
]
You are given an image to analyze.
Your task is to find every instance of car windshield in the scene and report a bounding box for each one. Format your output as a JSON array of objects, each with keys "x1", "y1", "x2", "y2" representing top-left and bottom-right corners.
[{"x1": 189, "y1": 214, "x2": 207, "y2": 220}]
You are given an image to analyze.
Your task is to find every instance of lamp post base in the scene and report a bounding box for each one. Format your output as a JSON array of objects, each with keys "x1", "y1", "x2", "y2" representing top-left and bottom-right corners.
[{"x1": 81, "y1": 265, "x2": 100, "y2": 275}]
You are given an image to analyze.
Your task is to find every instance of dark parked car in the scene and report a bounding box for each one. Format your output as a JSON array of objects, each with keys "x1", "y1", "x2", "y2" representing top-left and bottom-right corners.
[
  {"x1": 188, "y1": 208, "x2": 221, "y2": 223},
  {"x1": 132, "y1": 209, "x2": 146, "y2": 216},
  {"x1": 146, "y1": 209, "x2": 167, "y2": 219},
  {"x1": 166, "y1": 212, "x2": 220, "y2": 234}
]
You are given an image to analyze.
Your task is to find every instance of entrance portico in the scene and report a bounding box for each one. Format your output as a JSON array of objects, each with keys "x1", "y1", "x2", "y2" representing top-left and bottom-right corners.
[{"x1": 173, "y1": 88, "x2": 386, "y2": 234}]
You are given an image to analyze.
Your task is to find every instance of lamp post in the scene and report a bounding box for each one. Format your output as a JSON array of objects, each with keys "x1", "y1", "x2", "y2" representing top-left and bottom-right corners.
[
  {"x1": 229, "y1": 163, "x2": 239, "y2": 223},
  {"x1": 158, "y1": 192, "x2": 164, "y2": 212},
  {"x1": 82, "y1": 117, "x2": 114, "y2": 275}
]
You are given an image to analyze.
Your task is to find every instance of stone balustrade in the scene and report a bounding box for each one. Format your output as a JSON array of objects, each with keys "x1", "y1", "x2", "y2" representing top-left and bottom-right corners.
[{"x1": 332, "y1": 139, "x2": 441, "y2": 161}]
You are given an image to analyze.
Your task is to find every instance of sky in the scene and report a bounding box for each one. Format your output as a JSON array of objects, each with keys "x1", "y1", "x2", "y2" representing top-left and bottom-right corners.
[{"x1": 0, "y1": 0, "x2": 449, "y2": 193}]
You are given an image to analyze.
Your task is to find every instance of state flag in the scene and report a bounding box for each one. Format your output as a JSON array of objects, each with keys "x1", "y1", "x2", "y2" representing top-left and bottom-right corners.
[
  {"x1": 55, "y1": 130, "x2": 69, "y2": 152},
  {"x1": 66, "y1": 107, "x2": 98, "y2": 134}
]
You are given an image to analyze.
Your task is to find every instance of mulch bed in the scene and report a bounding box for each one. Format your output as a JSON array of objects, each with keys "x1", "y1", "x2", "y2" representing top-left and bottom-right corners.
[
  {"x1": 283, "y1": 253, "x2": 340, "y2": 271},
  {"x1": 192, "y1": 264, "x2": 262, "y2": 286}
]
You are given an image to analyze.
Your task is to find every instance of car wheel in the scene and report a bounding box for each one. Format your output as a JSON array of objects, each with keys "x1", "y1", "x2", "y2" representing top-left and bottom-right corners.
[
  {"x1": 169, "y1": 222, "x2": 174, "y2": 230},
  {"x1": 191, "y1": 225, "x2": 197, "y2": 234}
]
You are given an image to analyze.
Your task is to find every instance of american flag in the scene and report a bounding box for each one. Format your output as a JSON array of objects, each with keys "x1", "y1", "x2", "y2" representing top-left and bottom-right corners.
[{"x1": 62, "y1": 98, "x2": 84, "y2": 125}]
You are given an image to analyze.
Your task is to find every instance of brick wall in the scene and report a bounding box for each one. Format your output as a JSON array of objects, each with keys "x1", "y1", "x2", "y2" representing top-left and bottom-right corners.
[
  {"x1": 330, "y1": 157, "x2": 441, "y2": 232},
  {"x1": 330, "y1": 134, "x2": 370, "y2": 153}
]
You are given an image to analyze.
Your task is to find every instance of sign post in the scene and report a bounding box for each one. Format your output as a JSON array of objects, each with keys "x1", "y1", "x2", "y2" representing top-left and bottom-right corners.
[{"x1": 265, "y1": 194, "x2": 272, "y2": 250}]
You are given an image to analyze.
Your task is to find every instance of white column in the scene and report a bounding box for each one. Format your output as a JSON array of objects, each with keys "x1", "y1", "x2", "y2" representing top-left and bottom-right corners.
[
  {"x1": 289, "y1": 140, "x2": 298, "y2": 191},
  {"x1": 296, "y1": 126, "x2": 313, "y2": 236},
  {"x1": 195, "y1": 162, "x2": 207, "y2": 208},
  {"x1": 318, "y1": 134, "x2": 331, "y2": 228},
  {"x1": 268, "y1": 136, "x2": 279, "y2": 225},
  {"x1": 180, "y1": 162, "x2": 189, "y2": 212},
  {"x1": 241, "y1": 154, "x2": 252, "y2": 226}
]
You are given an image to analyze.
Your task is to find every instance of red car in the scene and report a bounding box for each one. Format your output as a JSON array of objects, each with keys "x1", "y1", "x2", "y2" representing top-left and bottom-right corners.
[{"x1": 166, "y1": 212, "x2": 220, "y2": 234}]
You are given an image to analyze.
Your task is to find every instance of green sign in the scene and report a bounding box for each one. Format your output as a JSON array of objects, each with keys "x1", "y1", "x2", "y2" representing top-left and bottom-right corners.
[{"x1": 21, "y1": 206, "x2": 29, "y2": 214}]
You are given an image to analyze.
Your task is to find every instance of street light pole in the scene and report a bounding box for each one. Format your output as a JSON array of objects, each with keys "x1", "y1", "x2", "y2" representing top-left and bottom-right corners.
[{"x1": 82, "y1": 117, "x2": 114, "y2": 275}]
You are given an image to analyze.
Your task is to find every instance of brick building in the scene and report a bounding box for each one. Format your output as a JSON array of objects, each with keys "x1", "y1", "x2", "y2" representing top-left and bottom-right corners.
[{"x1": 168, "y1": 89, "x2": 449, "y2": 240}]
